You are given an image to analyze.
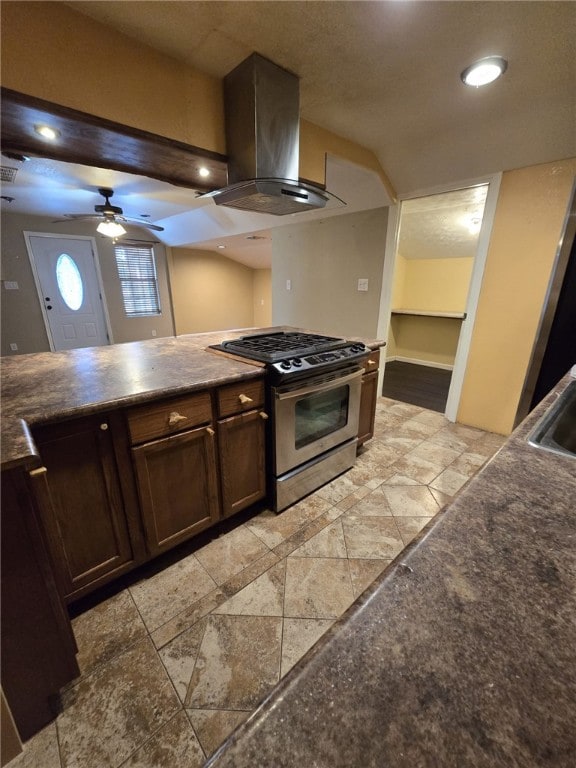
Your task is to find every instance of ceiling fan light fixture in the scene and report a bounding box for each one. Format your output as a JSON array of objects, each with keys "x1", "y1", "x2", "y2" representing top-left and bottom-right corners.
[
  {"x1": 461, "y1": 56, "x2": 508, "y2": 87},
  {"x1": 97, "y1": 220, "x2": 127, "y2": 238}
]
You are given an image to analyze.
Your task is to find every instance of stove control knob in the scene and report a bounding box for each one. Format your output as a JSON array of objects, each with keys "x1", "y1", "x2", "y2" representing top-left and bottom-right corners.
[
  {"x1": 292, "y1": 357, "x2": 303, "y2": 367},
  {"x1": 280, "y1": 361, "x2": 292, "y2": 370},
  {"x1": 351, "y1": 344, "x2": 366, "y2": 352}
]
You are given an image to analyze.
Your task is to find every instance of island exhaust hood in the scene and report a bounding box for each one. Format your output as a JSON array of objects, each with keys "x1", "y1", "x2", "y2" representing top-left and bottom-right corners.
[{"x1": 209, "y1": 54, "x2": 340, "y2": 216}]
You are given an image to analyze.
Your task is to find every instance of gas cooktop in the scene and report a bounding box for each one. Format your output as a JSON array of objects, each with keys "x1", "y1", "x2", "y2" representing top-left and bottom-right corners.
[
  {"x1": 212, "y1": 331, "x2": 369, "y2": 380},
  {"x1": 214, "y1": 331, "x2": 348, "y2": 363}
]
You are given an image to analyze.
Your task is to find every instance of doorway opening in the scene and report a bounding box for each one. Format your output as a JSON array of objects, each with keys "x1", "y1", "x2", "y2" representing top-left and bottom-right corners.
[{"x1": 382, "y1": 184, "x2": 490, "y2": 413}]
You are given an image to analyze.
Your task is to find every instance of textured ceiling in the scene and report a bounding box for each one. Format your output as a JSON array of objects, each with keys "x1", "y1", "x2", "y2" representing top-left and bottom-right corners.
[
  {"x1": 67, "y1": 0, "x2": 576, "y2": 195},
  {"x1": 3, "y1": 2, "x2": 575, "y2": 268},
  {"x1": 399, "y1": 185, "x2": 489, "y2": 259}
]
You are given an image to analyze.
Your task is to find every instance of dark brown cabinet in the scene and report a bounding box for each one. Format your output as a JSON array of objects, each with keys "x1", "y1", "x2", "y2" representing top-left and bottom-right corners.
[
  {"x1": 127, "y1": 391, "x2": 220, "y2": 555},
  {"x1": 1, "y1": 467, "x2": 79, "y2": 740},
  {"x1": 216, "y1": 379, "x2": 267, "y2": 518},
  {"x1": 32, "y1": 414, "x2": 139, "y2": 601},
  {"x1": 358, "y1": 349, "x2": 380, "y2": 446}
]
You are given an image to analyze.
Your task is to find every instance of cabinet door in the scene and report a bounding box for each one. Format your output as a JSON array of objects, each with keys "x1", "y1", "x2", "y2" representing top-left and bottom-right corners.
[
  {"x1": 358, "y1": 370, "x2": 378, "y2": 445},
  {"x1": 132, "y1": 426, "x2": 220, "y2": 555},
  {"x1": 1, "y1": 467, "x2": 79, "y2": 741},
  {"x1": 218, "y1": 410, "x2": 267, "y2": 518},
  {"x1": 33, "y1": 416, "x2": 135, "y2": 600}
]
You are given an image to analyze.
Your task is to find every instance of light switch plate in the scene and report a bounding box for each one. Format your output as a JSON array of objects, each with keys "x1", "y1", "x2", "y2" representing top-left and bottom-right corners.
[
  {"x1": 286, "y1": 279, "x2": 292, "y2": 291},
  {"x1": 357, "y1": 278, "x2": 369, "y2": 292},
  {"x1": 4, "y1": 281, "x2": 19, "y2": 290}
]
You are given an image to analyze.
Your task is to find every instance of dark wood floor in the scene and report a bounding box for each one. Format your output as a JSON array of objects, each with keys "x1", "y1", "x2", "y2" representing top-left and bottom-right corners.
[{"x1": 382, "y1": 361, "x2": 452, "y2": 413}]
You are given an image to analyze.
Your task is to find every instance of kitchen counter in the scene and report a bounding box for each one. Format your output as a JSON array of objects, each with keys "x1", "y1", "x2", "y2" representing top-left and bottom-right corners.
[
  {"x1": 0, "y1": 327, "x2": 384, "y2": 471},
  {"x1": 0, "y1": 330, "x2": 264, "y2": 471},
  {"x1": 206, "y1": 372, "x2": 576, "y2": 768}
]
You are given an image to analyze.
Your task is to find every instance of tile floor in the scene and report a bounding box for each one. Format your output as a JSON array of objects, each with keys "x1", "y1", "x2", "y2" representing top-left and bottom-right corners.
[{"x1": 9, "y1": 397, "x2": 505, "y2": 768}]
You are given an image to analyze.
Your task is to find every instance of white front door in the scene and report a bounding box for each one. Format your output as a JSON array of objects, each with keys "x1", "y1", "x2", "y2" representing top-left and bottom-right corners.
[{"x1": 26, "y1": 234, "x2": 110, "y2": 351}]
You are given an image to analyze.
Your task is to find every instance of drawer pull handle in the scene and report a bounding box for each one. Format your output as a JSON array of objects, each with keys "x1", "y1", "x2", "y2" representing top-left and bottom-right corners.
[
  {"x1": 100, "y1": 423, "x2": 109, "y2": 431},
  {"x1": 168, "y1": 411, "x2": 188, "y2": 426},
  {"x1": 259, "y1": 411, "x2": 269, "y2": 420},
  {"x1": 238, "y1": 393, "x2": 253, "y2": 405},
  {"x1": 367, "y1": 359, "x2": 377, "y2": 366},
  {"x1": 206, "y1": 426, "x2": 215, "y2": 437}
]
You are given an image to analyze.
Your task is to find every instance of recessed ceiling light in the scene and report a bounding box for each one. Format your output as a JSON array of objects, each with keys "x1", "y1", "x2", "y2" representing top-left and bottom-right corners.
[
  {"x1": 461, "y1": 56, "x2": 508, "y2": 87},
  {"x1": 34, "y1": 124, "x2": 61, "y2": 141},
  {"x1": 199, "y1": 167, "x2": 210, "y2": 178}
]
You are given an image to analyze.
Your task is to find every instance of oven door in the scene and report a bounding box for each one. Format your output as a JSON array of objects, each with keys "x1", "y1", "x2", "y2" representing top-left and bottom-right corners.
[{"x1": 272, "y1": 366, "x2": 363, "y2": 476}]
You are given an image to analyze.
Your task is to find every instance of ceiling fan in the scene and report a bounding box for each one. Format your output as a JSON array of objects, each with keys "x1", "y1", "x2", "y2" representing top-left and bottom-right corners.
[{"x1": 54, "y1": 187, "x2": 164, "y2": 237}]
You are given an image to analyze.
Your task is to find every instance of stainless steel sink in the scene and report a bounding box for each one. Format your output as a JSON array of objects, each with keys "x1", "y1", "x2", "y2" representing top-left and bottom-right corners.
[{"x1": 528, "y1": 379, "x2": 576, "y2": 459}]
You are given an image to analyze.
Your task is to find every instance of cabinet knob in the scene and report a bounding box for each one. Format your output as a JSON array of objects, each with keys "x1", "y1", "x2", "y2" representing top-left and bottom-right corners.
[
  {"x1": 100, "y1": 422, "x2": 109, "y2": 431},
  {"x1": 367, "y1": 359, "x2": 377, "y2": 366},
  {"x1": 259, "y1": 411, "x2": 269, "y2": 420},
  {"x1": 206, "y1": 426, "x2": 215, "y2": 437},
  {"x1": 238, "y1": 393, "x2": 253, "y2": 405},
  {"x1": 168, "y1": 411, "x2": 188, "y2": 426}
]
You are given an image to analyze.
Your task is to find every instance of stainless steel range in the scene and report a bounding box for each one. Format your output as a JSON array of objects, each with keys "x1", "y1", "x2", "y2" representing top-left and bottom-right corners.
[{"x1": 213, "y1": 331, "x2": 369, "y2": 511}]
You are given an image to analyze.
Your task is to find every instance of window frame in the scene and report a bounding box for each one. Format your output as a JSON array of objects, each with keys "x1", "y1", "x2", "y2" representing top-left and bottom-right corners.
[{"x1": 113, "y1": 243, "x2": 162, "y2": 318}]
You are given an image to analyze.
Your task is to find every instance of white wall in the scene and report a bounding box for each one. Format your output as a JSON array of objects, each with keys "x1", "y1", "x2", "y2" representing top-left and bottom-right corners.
[
  {"x1": 0, "y1": 213, "x2": 175, "y2": 355},
  {"x1": 271, "y1": 208, "x2": 389, "y2": 337}
]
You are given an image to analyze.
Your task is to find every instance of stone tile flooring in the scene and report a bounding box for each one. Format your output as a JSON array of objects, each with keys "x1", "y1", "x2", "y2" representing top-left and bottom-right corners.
[{"x1": 9, "y1": 398, "x2": 505, "y2": 768}]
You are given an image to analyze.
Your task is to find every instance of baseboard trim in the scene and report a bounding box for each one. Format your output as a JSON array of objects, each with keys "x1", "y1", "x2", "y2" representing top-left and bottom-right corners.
[{"x1": 386, "y1": 356, "x2": 454, "y2": 371}]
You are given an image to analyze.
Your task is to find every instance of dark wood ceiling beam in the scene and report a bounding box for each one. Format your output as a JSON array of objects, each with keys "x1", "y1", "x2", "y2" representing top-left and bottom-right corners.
[{"x1": 0, "y1": 88, "x2": 228, "y2": 192}]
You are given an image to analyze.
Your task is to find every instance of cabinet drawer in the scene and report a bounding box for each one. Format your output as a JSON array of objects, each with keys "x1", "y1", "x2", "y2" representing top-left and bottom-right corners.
[
  {"x1": 217, "y1": 378, "x2": 265, "y2": 418},
  {"x1": 127, "y1": 392, "x2": 212, "y2": 445},
  {"x1": 362, "y1": 349, "x2": 380, "y2": 372}
]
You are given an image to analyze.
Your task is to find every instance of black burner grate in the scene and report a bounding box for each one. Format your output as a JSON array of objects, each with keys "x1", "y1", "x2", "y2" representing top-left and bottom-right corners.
[{"x1": 218, "y1": 331, "x2": 345, "y2": 362}]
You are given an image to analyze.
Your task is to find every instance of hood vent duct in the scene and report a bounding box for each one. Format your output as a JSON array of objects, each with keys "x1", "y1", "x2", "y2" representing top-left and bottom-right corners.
[{"x1": 210, "y1": 53, "x2": 337, "y2": 216}]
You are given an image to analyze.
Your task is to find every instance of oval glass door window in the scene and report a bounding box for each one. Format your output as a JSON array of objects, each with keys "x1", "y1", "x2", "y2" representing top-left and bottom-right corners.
[{"x1": 56, "y1": 253, "x2": 84, "y2": 310}]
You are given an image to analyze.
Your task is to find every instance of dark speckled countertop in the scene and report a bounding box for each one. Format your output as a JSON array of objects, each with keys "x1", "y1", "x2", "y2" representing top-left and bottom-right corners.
[
  {"x1": 0, "y1": 327, "x2": 384, "y2": 471},
  {"x1": 0, "y1": 329, "x2": 265, "y2": 471},
  {"x1": 206, "y1": 372, "x2": 576, "y2": 768}
]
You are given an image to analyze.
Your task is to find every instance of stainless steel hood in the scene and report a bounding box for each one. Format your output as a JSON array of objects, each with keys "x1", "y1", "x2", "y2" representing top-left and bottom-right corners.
[{"x1": 209, "y1": 54, "x2": 340, "y2": 216}]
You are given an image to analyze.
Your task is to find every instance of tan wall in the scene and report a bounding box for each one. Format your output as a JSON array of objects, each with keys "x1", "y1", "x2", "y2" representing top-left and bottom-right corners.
[
  {"x1": 300, "y1": 120, "x2": 396, "y2": 198},
  {"x1": 252, "y1": 269, "x2": 272, "y2": 327},
  {"x1": 272, "y1": 208, "x2": 388, "y2": 338},
  {"x1": 0, "y1": 213, "x2": 174, "y2": 355},
  {"x1": 458, "y1": 158, "x2": 576, "y2": 434},
  {"x1": 390, "y1": 315, "x2": 462, "y2": 367},
  {"x1": 394, "y1": 256, "x2": 473, "y2": 313},
  {"x1": 168, "y1": 248, "x2": 257, "y2": 334},
  {"x1": 0, "y1": 3, "x2": 393, "y2": 190},
  {"x1": 0, "y1": 1, "x2": 225, "y2": 153}
]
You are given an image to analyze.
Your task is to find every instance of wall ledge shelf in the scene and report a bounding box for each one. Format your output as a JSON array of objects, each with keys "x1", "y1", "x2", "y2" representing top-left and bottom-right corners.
[{"x1": 391, "y1": 309, "x2": 466, "y2": 319}]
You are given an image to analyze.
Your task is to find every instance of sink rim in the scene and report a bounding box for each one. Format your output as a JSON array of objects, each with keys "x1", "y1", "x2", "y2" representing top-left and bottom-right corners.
[{"x1": 527, "y1": 379, "x2": 576, "y2": 460}]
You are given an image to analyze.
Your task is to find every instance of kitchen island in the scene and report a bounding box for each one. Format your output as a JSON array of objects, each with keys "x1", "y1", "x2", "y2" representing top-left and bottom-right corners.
[
  {"x1": 1, "y1": 326, "x2": 383, "y2": 744},
  {"x1": 205, "y1": 371, "x2": 576, "y2": 768}
]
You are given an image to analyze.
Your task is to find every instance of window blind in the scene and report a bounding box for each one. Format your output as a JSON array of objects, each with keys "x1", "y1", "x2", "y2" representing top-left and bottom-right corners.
[{"x1": 114, "y1": 244, "x2": 161, "y2": 317}]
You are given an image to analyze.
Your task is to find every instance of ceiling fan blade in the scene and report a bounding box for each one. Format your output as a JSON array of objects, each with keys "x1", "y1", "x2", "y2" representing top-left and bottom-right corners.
[
  {"x1": 118, "y1": 216, "x2": 165, "y2": 232},
  {"x1": 52, "y1": 214, "x2": 102, "y2": 223}
]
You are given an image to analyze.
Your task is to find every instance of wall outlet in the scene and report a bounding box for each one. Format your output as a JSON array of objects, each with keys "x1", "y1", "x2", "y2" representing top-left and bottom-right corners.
[
  {"x1": 151, "y1": 330, "x2": 157, "y2": 337},
  {"x1": 286, "y1": 279, "x2": 292, "y2": 291},
  {"x1": 357, "y1": 278, "x2": 369, "y2": 292},
  {"x1": 9, "y1": 343, "x2": 18, "y2": 351}
]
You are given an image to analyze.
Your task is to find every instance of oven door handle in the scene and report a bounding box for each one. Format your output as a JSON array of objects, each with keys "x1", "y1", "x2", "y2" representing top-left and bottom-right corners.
[{"x1": 275, "y1": 367, "x2": 363, "y2": 401}]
